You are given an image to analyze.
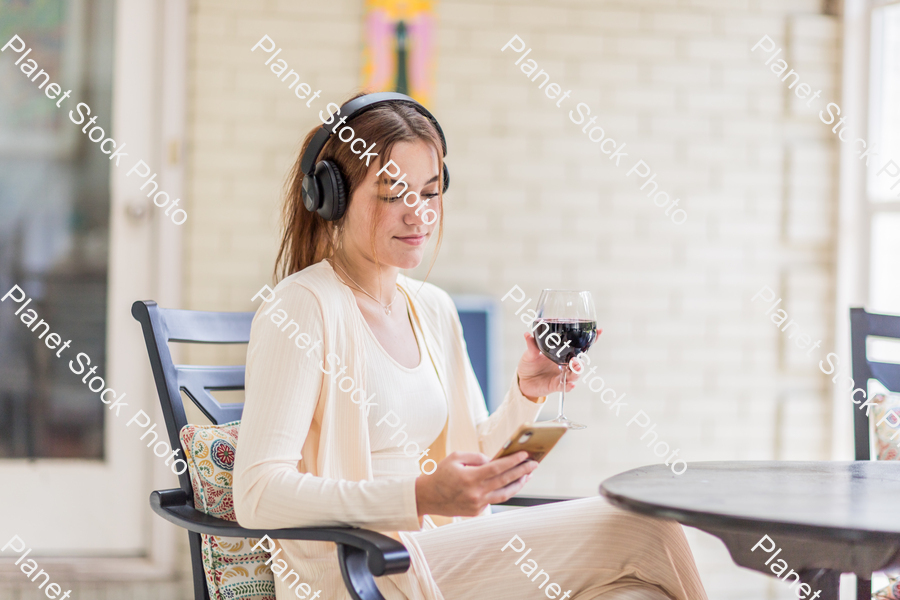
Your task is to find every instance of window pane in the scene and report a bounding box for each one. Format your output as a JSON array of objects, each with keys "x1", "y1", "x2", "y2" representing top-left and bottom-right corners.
[
  {"x1": 868, "y1": 4, "x2": 900, "y2": 202},
  {"x1": 867, "y1": 336, "x2": 900, "y2": 364},
  {"x1": 0, "y1": 0, "x2": 115, "y2": 459},
  {"x1": 869, "y1": 212, "x2": 900, "y2": 315}
]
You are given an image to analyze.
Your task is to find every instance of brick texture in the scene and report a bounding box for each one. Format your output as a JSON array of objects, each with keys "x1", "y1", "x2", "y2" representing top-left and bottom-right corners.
[{"x1": 183, "y1": 1, "x2": 841, "y2": 598}]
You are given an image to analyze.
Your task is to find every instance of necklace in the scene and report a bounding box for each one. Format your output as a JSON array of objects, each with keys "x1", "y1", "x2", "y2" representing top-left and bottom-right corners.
[{"x1": 331, "y1": 259, "x2": 400, "y2": 315}]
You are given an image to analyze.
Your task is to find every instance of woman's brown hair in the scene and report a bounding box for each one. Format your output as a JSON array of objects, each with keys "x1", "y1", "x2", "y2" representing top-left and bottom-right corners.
[{"x1": 274, "y1": 92, "x2": 445, "y2": 281}]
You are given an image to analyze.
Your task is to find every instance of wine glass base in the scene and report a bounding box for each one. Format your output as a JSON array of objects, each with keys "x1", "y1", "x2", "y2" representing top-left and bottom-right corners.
[{"x1": 548, "y1": 417, "x2": 586, "y2": 430}]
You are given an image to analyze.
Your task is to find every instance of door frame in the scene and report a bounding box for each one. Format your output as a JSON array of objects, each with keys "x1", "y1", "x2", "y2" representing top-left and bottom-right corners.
[
  {"x1": 830, "y1": 0, "x2": 871, "y2": 461},
  {"x1": 100, "y1": 0, "x2": 189, "y2": 579},
  {"x1": 831, "y1": 0, "x2": 900, "y2": 459},
  {"x1": 0, "y1": 0, "x2": 187, "y2": 581}
]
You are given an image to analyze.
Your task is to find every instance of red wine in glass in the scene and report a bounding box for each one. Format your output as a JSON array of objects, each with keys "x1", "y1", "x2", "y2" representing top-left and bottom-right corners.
[
  {"x1": 534, "y1": 290, "x2": 598, "y2": 430},
  {"x1": 533, "y1": 320, "x2": 598, "y2": 365}
]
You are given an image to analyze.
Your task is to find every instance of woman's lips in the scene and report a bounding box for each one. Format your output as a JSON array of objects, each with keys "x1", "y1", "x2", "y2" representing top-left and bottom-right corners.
[{"x1": 396, "y1": 235, "x2": 426, "y2": 246}]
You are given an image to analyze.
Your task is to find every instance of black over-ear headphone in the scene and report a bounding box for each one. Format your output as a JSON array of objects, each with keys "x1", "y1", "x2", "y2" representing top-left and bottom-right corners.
[{"x1": 300, "y1": 92, "x2": 449, "y2": 221}]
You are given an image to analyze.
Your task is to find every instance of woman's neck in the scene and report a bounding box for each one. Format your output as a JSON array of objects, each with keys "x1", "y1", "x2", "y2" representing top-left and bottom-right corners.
[{"x1": 330, "y1": 251, "x2": 400, "y2": 306}]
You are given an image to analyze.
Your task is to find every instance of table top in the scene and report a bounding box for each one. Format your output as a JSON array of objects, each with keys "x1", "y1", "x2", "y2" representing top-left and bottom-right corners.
[{"x1": 600, "y1": 461, "x2": 900, "y2": 543}]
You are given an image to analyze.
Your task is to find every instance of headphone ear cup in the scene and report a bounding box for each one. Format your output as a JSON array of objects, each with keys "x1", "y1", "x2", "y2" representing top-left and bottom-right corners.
[
  {"x1": 330, "y1": 164, "x2": 347, "y2": 220},
  {"x1": 442, "y1": 163, "x2": 450, "y2": 194},
  {"x1": 315, "y1": 160, "x2": 348, "y2": 221},
  {"x1": 301, "y1": 172, "x2": 321, "y2": 213}
]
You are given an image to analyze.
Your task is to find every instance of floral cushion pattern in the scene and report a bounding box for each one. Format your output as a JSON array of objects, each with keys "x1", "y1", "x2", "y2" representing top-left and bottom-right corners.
[
  {"x1": 876, "y1": 580, "x2": 900, "y2": 600},
  {"x1": 871, "y1": 394, "x2": 900, "y2": 461},
  {"x1": 871, "y1": 394, "x2": 900, "y2": 600},
  {"x1": 180, "y1": 421, "x2": 276, "y2": 600}
]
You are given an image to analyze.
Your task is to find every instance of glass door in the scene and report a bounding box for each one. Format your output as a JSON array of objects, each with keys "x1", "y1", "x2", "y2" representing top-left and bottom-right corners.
[
  {"x1": 0, "y1": 0, "x2": 110, "y2": 463},
  {"x1": 0, "y1": 0, "x2": 163, "y2": 555}
]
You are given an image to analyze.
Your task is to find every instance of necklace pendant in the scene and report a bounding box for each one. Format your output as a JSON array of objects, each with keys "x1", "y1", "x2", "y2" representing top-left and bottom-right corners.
[{"x1": 385, "y1": 307, "x2": 391, "y2": 315}]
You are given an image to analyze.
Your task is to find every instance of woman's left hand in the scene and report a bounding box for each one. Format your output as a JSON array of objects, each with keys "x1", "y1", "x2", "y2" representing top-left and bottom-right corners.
[{"x1": 515, "y1": 332, "x2": 587, "y2": 400}]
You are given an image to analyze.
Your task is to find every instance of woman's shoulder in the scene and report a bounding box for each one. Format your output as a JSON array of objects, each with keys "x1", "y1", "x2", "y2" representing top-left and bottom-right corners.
[
  {"x1": 398, "y1": 274, "x2": 458, "y2": 324},
  {"x1": 253, "y1": 261, "x2": 340, "y2": 323},
  {"x1": 276, "y1": 260, "x2": 332, "y2": 291},
  {"x1": 270, "y1": 260, "x2": 345, "y2": 304}
]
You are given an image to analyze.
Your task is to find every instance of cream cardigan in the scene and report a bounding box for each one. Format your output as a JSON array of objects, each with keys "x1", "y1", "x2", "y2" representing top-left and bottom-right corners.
[{"x1": 233, "y1": 260, "x2": 545, "y2": 599}]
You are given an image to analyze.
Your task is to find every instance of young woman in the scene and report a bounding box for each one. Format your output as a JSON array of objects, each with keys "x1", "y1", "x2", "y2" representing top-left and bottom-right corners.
[{"x1": 232, "y1": 93, "x2": 707, "y2": 600}]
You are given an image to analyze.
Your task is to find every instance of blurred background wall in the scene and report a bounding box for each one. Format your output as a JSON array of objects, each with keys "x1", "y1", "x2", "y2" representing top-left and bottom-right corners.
[
  {"x1": 1, "y1": 0, "x2": 851, "y2": 598},
  {"x1": 183, "y1": 0, "x2": 841, "y2": 598}
]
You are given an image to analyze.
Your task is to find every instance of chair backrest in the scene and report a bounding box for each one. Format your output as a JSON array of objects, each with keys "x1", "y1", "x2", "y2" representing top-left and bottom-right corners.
[
  {"x1": 132, "y1": 298, "x2": 497, "y2": 599},
  {"x1": 849, "y1": 307, "x2": 900, "y2": 460},
  {"x1": 132, "y1": 300, "x2": 255, "y2": 600},
  {"x1": 131, "y1": 300, "x2": 254, "y2": 496}
]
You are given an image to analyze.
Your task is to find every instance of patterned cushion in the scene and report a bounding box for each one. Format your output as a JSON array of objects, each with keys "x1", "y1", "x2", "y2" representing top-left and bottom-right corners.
[
  {"x1": 871, "y1": 394, "x2": 900, "y2": 461},
  {"x1": 870, "y1": 394, "x2": 900, "y2": 599},
  {"x1": 876, "y1": 580, "x2": 900, "y2": 600},
  {"x1": 180, "y1": 421, "x2": 276, "y2": 600}
]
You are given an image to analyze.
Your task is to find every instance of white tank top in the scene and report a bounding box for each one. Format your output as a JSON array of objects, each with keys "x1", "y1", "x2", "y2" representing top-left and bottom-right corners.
[{"x1": 362, "y1": 291, "x2": 448, "y2": 479}]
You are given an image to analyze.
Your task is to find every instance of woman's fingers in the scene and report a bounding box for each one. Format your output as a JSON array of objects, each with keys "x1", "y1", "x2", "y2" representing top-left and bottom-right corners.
[
  {"x1": 569, "y1": 356, "x2": 584, "y2": 374},
  {"x1": 523, "y1": 333, "x2": 561, "y2": 370},
  {"x1": 485, "y1": 473, "x2": 531, "y2": 505},
  {"x1": 421, "y1": 451, "x2": 540, "y2": 516},
  {"x1": 448, "y1": 451, "x2": 490, "y2": 467},
  {"x1": 522, "y1": 332, "x2": 542, "y2": 360},
  {"x1": 476, "y1": 451, "x2": 529, "y2": 479},
  {"x1": 484, "y1": 458, "x2": 537, "y2": 491}
]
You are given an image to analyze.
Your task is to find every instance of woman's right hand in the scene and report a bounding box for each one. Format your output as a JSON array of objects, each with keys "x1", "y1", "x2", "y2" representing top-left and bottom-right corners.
[{"x1": 414, "y1": 451, "x2": 538, "y2": 517}]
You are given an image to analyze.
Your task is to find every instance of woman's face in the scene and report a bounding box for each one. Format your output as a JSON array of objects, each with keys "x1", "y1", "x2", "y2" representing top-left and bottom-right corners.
[{"x1": 341, "y1": 139, "x2": 441, "y2": 270}]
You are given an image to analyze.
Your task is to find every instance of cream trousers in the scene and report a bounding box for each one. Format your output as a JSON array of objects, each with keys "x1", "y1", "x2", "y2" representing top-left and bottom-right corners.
[{"x1": 393, "y1": 496, "x2": 708, "y2": 600}]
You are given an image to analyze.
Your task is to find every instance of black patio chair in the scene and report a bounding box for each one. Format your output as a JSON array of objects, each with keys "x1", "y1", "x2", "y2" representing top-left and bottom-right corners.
[
  {"x1": 131, "y1": 300, "x2": 571, "y2": 600},
  {"x1": 849, "y1": 307, "x2": 900, "y2": 600}
]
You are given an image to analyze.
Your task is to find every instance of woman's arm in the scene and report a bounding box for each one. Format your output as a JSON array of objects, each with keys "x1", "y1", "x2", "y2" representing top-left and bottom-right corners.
[
  {"x1": 438, "y1": 294, "x2": 546, "y2": 458},
  {"x1": 439, "y1": 291, "x2": 586, "y2": 458},
  {"x1": 232, "y1": 282, "x2": 420, "y2": 532},
  {"x1": 473, "y1": 371, "x2": 547, "y2": 457}
]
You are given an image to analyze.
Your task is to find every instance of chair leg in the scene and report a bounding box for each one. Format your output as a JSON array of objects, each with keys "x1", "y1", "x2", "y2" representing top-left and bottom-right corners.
[
  {"x1": 799, "y1": 569, "x2": 840, "y2": 600},
  {"x1": 188, "y1": 532, "x2": 209, "y2": 600},
  {"x1": 858, "y1": 577, "x2": 871, "y2": 600},
  {"x1": 337, "y1": 543, "x2": 387, "y2": 600}
]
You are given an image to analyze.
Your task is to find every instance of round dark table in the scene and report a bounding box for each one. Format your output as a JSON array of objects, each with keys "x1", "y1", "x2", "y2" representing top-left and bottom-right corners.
[{"x1": 600, "y1": 461, "x2": 900, "y2": 600}]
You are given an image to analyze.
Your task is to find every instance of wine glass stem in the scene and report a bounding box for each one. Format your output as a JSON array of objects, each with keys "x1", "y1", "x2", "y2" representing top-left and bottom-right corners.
[{"x1": 556, "y1": 365, "x2": 568, "y2": 420}]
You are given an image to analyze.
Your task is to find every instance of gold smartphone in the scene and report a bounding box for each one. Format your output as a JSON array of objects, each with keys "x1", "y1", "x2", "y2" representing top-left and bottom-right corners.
[{"x1": 492, "y1": 422, "x2": 568, "y2": 463}]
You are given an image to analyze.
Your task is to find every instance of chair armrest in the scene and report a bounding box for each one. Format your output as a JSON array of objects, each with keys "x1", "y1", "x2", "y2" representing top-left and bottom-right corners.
[
  {"x1": 153, "y1": 489, "x2": 576, "y2": 600},
  {"x1": 151, "y1": 488, "x2": 410, "y2": 577},
  {"x1": 497, "y1": 495, "x2": 579, "y2": 507}
]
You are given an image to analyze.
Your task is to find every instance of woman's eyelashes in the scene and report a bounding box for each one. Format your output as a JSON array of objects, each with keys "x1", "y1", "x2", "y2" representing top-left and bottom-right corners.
[{"x1": 379, "y1": 191, "x2": 439, "y2": 203}]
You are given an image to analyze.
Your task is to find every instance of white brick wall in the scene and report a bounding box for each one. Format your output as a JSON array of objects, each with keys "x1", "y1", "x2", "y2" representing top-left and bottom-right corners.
[{"x1": 183, "y1": 1, "x2": 842, "y2": 598}]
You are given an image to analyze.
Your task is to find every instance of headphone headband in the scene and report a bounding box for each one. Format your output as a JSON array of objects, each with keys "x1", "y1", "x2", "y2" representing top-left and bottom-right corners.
[
  {"x1": 299, "y1": 92, "x2": 450, "y2": 222},
  {"x1": 300, "y1": 92, "x2": 447, "y2": 176}
]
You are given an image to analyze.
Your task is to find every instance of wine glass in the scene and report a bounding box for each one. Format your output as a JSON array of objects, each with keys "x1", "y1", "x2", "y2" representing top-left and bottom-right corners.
[{"x1": 533, "y1": 289, "x2": 598, "y2": 430}]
